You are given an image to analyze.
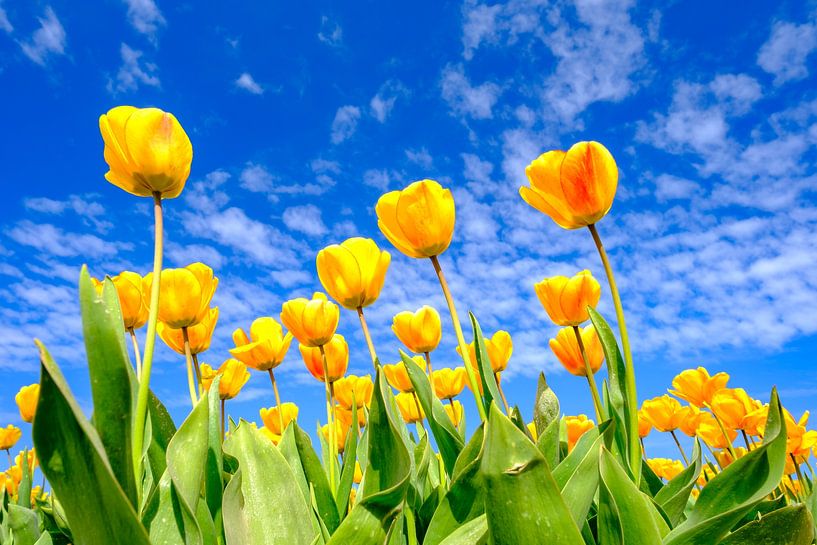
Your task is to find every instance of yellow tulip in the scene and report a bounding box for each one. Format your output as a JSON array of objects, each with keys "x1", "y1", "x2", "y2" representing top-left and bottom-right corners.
[
  {"x1": 260, "y1": 402, "x2": 299, "y2": 436},
  {"x1": 299, "y1": 334, "x2": 349, "y2": 383},
  {"x1": 353, "y1": 462, "x2": 363, "y2": 484},
  {"x1": 742, "y1": 404, "x2": 768, "y2": 437},
  {"x1": 640, "y1": 395, "x2": 684, "y2": 432},
  {"x1": 320, "y1": 421, "x2": 351, "y2": 453},
  {"x1": 695, "y1": 412, "x2": 737, "y2": 449},
  {"x1": 565, "y1": 415, "x2": 594, "y2": 451},
  {"x1": 534, "y1": 270, "x2": 601, "y2": 327},
  {"x1": 383, "y1": 356, "x2": 427, "y2": 393},
  {"x1": 143, "y1": 263, "x2": 218, "y2": 329},
  {"x1": 392, "y1": 306, "x2": 442, "y2": 354},
  {"x1": 432, "y1": 367, "x2": 467, "y2": 400},
  {"x1": 710, "y1": 388, "x2": 758, "y2": 430},
  {"x1": 0, "y1": 425, "x2": 21, "y2": 450},
  {"x1": 230, "y1": 317, "x2": 293, "y2": 371},
  {"x1": 715, "y1": 447, "x2": 748, "y2": 469},
  {"x1": 258, "y1": 426, "x2": 282, "y2": 445},
  {"x1": 395, "y1": 392, "x2": 425, "y2": 424},
  {"x1": 647, "y1": 458, "x2": 685, "y2": 481},
  {"x1": 444, "y1": 400, "x2": 464, "y2": 427},
  {"x1": 669, "y1": 367, "x2": 729, "y2": 408},
  {"x1": 637, "y1": 410, "x2": 652, "y2": 438},
  {"x1": 677, "y1": 405, "x2": 704, "y2": 437},
  {"x1": 281, "y1": 292, "x2": 339, "y2": 348},
  {"x1": 99, "y1": 106, "x2": 193, "y2": 198},
  {"x1": 92, "y1": 271, "x2": 150, "y2": 329},
  {"x1": 520, "y1": 141, "x2": 618, "y2": 229},
  {"x1": 549, "y1": 325, "x2": 604, "y2": 376},
  {"x1": 333, "y1": 375, "x2": 374, "y2": 410},
  {"x1": 337, "y1": 404, "x2": 367, "y2": 429},
  {"x1": 15, "y1": 384, "x2": 39, "y2": 423},
  {"x1": 375, "y1": 179, "x2": 455, "y2": 258},
  {"x1": 527, "y1": 422, "x2": 538, "y2": 441},
  {"x1": 200, "y1": 359, "x2": 250, "y2": 400},
  {"x1": 157, "y1": 307, "x2": 219, "y2": 355},
  {"x1": 456, "y1": 330, "x2": 513, "y2": 374},
  {"x1": 316, "y1": 238, "x2": 391, "y2": 310},
  {"x1": 697, "y1": 466, "x2": 717, "y2": 487}
]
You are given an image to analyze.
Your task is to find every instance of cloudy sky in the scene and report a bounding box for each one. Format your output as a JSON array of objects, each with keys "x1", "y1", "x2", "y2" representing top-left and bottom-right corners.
[{"x1": 1, "y1": 0, "x2": 816, "y2": 458}]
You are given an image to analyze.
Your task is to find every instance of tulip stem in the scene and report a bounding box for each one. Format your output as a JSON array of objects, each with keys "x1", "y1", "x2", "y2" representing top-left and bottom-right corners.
[
  {"x1": 495, "y1": 373, "x2": 511, "y2": 415},
  {"x1": 670, "y1": 430, "x2": 690, "y2": 465},
  {"x1": 182, "y1": 328, "x2": 198, "y2": 407},
  {"x1": 412, "y1": 392, "x2": 426, "y2": 433},
  {"x1": 705, "y1": 403, "x2": 738, "y2": 460},
  {"x1": 221, "y1": 399, "x2": 226, "y2": 439},
  {"x1": 128, "y1": 327, "x2": 143, "y2": 378},
  {"x1": 132, "y1": 192, "x2": 163, "y2": 499},
  {"x1": 424, "y1": 352, "x2": 437, "y2": 399},
  {"x1": 356, "y1": 307, "x2": 379, "y2": 370},
  {"x1": 588, "y1": 224, "x2": 639, "y2": 481},
  {"x1": 573, "y1": 326, "x2": 604, "y2": 423},
  {"x1": 268, "y1": 369, "x2": 285, "y2": 434},
  {"x1": 429, "y1": 256, "x2": 487, "y2": 422},
  {"x1": 741, "y1": 430, "x2": 752, "y2": 451},
  {"x1": 320, "y1": 345, "x2": 338, "y2": 493},
  {"x1": 192, "y1": 353, "x2": 202, "y2": 395}
]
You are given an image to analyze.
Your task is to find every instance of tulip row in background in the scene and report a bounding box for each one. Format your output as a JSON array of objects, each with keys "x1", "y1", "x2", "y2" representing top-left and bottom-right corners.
[{"x1": 0, "y1": 105, "x2": 813, "y2": 545}]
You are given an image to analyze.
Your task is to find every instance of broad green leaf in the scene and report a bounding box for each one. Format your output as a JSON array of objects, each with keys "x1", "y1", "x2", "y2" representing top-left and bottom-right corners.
[
  {"x1": 32, "y1": 341, "x2": 151, "y2": 545},
  {"x1": 553, "y1": 423, "x2": 604, "y2": 488},
  {"x1": 481, "y1": 403, "x2": 584, "y2": 544},
  {"x1": 278, "y1": 424, "x2": 312, "y2": 505},
  {"x1": 654, "y1": 440, "x2": 702, "y2": 525},
  {"x1": 222, "y1": 422, "x2": 316, "y2": 545},
  {"x1": 468, "y1": 313, "x2": 502, "y2": 414},
  {"x1": 664, "y1": 389, "x2": 787, "y2": 545},
  {"x1": 536, "y1": 418, "x2": 561, "y2": 468},
  {"x1": 403, "y1": 350, "x2": 464, "y2": 477},
  {"x1": 533, "y1": 372, "x2": 560, "y2": 436},
  {"x1": 8, "y1": 504, "x2": 39, "y2": 545},
  {"x1": 34, "y1": 532, "x2": 54, "y2": 545},
  {"x1": 560, "y1": 430, "x2": 607, "y2": 525},
  {"x1": 336, "y1": 398, "x2": 359, "y2": 518},
  {"x1": 205, "y1": 375, "x2": 224, "y2": 527},
  {"x1": 719, "y1": 505, "x2": 814, "y2": 545},
  {"x1": 437, "y1": 514, "x2": 488, "y2": 545},
  {"x1": 293, "y1": 423, "x2": 341, "y2": 533},
  {"x1": 79, "y1": 268, "x2": 137, "y2": 505},
  {"x1": 146, "y1": 389, "x2": 177, "y2": 479}
]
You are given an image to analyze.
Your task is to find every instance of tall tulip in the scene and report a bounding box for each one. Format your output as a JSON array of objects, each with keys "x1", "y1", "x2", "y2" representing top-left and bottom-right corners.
[
  {"x1": 640, "y1": 395, "x2": 690, "y2": 463},
  {"x1": 534, "y1": 270, "x2": 601, "y2": 327},
  {"x1": 564, "y1": 415, "x2": 594, "y2": 452},
  {"x1": 382, "y1": 356, "x2": 427, "y2": 393},
  {"x1": 432, "y1": 367, "x2": 467, "y2": 400},
  {"x1": 15, "y1": 384, "x2": 40, "y2": 424},
  {"x1": 669, "y1": 367, "x2": 729, "y2": 408},
  {"x1": 549, "y1": 325, "x2": 605, "y2": 421},
  {"x1": 281, "y1": 292, "x2": 339, "y2": 348},
  {"x1": 333, "y1": 375, "x2": 374, "y2": 411},
  {"x1": 0, "y1": 425, "x2": 21, "y2": 451},
  {"x1": 392, "y1": 305, "x2": 443, "y2": 396},
  {"x1": 456, "y1": 330, "x2": 513, "y2": 413},
  {"x1": 260, "y1": 402, "x2": 299, "y2": 438},
  {"x1": 157, "y1": 307, "x2": 219, "y2": 355}
]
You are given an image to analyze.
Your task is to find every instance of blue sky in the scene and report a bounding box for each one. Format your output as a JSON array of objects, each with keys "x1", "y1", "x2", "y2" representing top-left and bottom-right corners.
[{"x1": 1, "y1": 0, "x2": 817, "y2": 459}]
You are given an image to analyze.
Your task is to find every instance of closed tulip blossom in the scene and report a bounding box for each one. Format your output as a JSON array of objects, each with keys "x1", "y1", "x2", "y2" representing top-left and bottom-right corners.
[
  {"x1": 281, "y1": 292, "x2": 339, "y2": 348},
  {"x1": 534, "y1": 270, "x2": 601, "y2": 327},
  {"x1": 444, "y1": 400, "x2": 464, "y2": 427},
  {"x1": 99, "y1": 106, "x2": 193, "y2": 199},
  {"x1": 395, "y1": 392, "x2": 425, "y2": 424},
  {"x1": 201, "y1": 359, "x2": 250, "y2": 401},
  {"x1": 316, "y1": 238, "x2": 391, "y2": 310},
  {"x1": 669, "y1": 367, "x2": 729, "y2": 408},
  {"x1": 260, "y1": 402, "x2": 299, "y2": 436},
  {"x1": 383, "y1": 356, "x2": 427, "y2": 393},
  {"x1": 392, "y1": 306, "x2": 443, "y2": 354},
  {"x1": 0, "y1": 425, "x2": 22, "y2": 451},
  {"x1": 92, "y1": 271, "x2": 150, "y2": 330},
  {"x1": 432, "y1": 367, "x2": 467, "y2": 400},
  {"x1": 637, "y1": 410, "x2": 652, "y2": 438},
  {"x1": 300, "y1": 334, "x2": 349, "y2": 383},
  {"x1": 15, "y1": 384, "x2": 40, "y2": 424},
  {"x1": 337, "y1": 404, "x2": 368, "y2": 429},
  {"x1": 677, "y1": 405, "x2": 704, "y2": 437},
  {"x1": 565, "y1": 415, "x2": 595, "y2": 452},
  {"x1": 230, "y1": 317, "x2": 293, "y2": 372},
  {"x1": 144, "y1": 263, "x2": 218, "y2": 329},
  {"x1": 157, "y1": 307, "x2": 219, "y2": 355},
  {"x1": 320, "y1": 421, "x2": 351, "y2": 454},
  {"x1": 640, "y1": 395, "x2": 685, "y2": 432},
  {"x1": 549, "y1": 326, "x2": 604, "y2": 376},
  {"x1": 333, "y1": 375, "x2": 374, "y2": 410},
  {"x1": 457, "y1": 330, "x2": 513, "y2": 374}
]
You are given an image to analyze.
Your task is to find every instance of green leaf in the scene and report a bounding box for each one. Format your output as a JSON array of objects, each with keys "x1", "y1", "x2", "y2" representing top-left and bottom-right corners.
[
  {"x1": 336, "y1": 398, "x2": 359, "y2": 518},
  {"x1": 719, "y1": 505, "x2": 814, "y2": 545},
  {"x1": 536, "y1": 418, "x2": 561, "y2": 468},
  {"x1": 222, "y1": 422, "x2": 316, "y2": 545},
  {"x1": 16, "y1": 448, "x2": 32, "y2": 509},
  {"x1": 663, "y1": 389, "x2": 788, "y2": 545},
  {"x1": 468, "y1": 313, "x2": 502, "y2": 414},
  {"x1": 559, "y1": 428, "x2": 608, "y2": 525},
  {"x1": 437, "y1": 514, "x2": 488, "y2": 545},
  {"x1": 293, "y1": 423, "x2": 341, "y2": 533},
  {"x1": 146, "y1": 390, "x2": 177, "y2": 480},
  {"x1": 79, "y1": 267, "x2": 138, "y2": 505},
  {"x1": 654, "y1": 440, "x2": 702, "y2": 525},
  {"x1": 205, "y1": 376, "x2": 224, "y2": 529},
  {"x1": 533, "y1": 372, "x2": 560, "y2": 436},
  {"x1": 32, "y1": 340, "x2": 151, "y2": 545},
  {"x1": 402, "y1": 350, "x2": 464, "y2": 476},
  {"x1": 8, "y1": 504, "x2": 40, "y2": 545},
  {"x1": 481, "y1": 403, "x2": 584, "y2": 544}
]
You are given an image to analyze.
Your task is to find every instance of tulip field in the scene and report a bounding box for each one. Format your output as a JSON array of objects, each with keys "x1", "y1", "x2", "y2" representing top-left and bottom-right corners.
[{"x1": 1, "y1": 105, "x2": 815, "y2": 545}]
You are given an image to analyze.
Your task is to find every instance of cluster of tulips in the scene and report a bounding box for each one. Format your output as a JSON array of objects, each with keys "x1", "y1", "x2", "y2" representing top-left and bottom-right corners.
[{"x1": 1, "y1": 104, "x2": 813, "y2": 545}]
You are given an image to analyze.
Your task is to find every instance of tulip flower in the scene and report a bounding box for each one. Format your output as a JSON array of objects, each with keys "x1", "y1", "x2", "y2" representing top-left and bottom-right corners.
[
  {"x1": 92, "y1": 271, "x2": 150, "y2": 330},
  {"x1": 677, "y1": 405, "x2": 704, "y2": 437},
  {"x1": 637, "y1": 410, "x2": 652, "y2": 439},
  {"x1": 231, "y1": 317, "x2": 294, "y2": 371},
  {"x1": 281, "y1": 292, "x2": 339, "y2": 348},
  {"x1": 392, "y1": 306, "x2": 443, "y2": 354},
  {"x1": 144, "y1": 263, "x2": 218, "y2": 330},
  {"x1": 337, "y1": 404, "x2": 367, "y2": 429},
  {"x1": 640, "y1": 395, "x2": 685, "y2": 433},
  {"x1": 316, "y1": 238, "x2": 391, "y2": 310},
  {"x1": 157, "y1": 307, "x2": 219, "y2": 355},
  {"x1": 15, "y1": 384, "x2": 39, "y2": 424},
  {"x1": 534, "y1": 270, "x2": 601, "y2": 327},
  {"x1": 375, "y1": 179, "x2": 455, "y2": 259},
  {"x1": 353, "y1": 462, "x2": 363, "y2": 485},
  {"x1": 0, "y1": 425, "x2": 21, "y2": 451},
  {"x1": 260, "y1": 402, "x2": 299, "y2": 436},
  {"x1": 444, "y1": 400, "x2": 464, "y2": 427},
  {"x1": 99, "y1": 106, "x2": 193, "y2": 199},
  {"x1": 742, "y1": 404, "x2": 768, "y2": 437},
  {"x1": 669, "y1": 367, "x2": 729, "y2": 408},
  {"x1": 432, "y1": 367, "x2": 467, "y2": 400},
  {"x1": 333, "y1": 375, "x2": 374, "y2": 410},
  {"x1": 549, "y1": 325, "x2": 604, "y2": 376},
  {"x1": 395, "y1": 392, "x2": 425, "y2": 424},
  {"x1": 564, "y1": 415, "x2": 594, "y2": 452},
  {"x1": 457, "y1": 330, "x2": 513, "y2": 374},
  {"x1": 710, "y1": 388, "x2": 758, "y2": 430},
  {"x1": 696, "y1": 412, "x2": 737, "y2": 450},
  {"x1": 647, "y1": 458, "x2": 685, "y2": 481},
  {"x1": 715, "y1": 447, "x2": 748, "y2": 469},
  {"x1": 201, "y1": 359, "x2": 250, "y2": 401},
  {"x1": 300, "y1": 335, "x2": 349, "y2": 383},
  {"x1": 383, "y1": 356, "x2": 427, "y2": 393},
  {"x1": 320, "y1": 420, "x2": 351, "y2": 454}
]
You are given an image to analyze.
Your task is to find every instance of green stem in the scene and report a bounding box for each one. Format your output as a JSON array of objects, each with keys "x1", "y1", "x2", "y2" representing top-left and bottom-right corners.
[
  {"x1": 182, "y1": 327, "x2": 198, "y2": 407},
  {"x1": 425, "y1": 352, "x2": 436, "y2": 399},
  {"x1": 128, "y1": 327, "x2": 142, "y2": 378},
  {"x1": 320, "y1": 345, "x2": 338, "y2": 493},
  {"x1": 132, "y1": 192, "x2": 163, "y2": 499},
  {"x1": 573, "y1": 325, "x2": 604, "y2": 423},
  {"x1": 671, "y1": 430, "x2": 690, "y2": 465},
  {"x1": 268, "y1": 369, "x2": 285, "y2": 434},
  {"x1": 430, "y1": 255, "x2": 487, "y2": 422},
  {"x1": 356, "y1": 307, "x2": 380, "y2": 371},
  {"x1": 588, "y1": 223, "x2": 640, "y2": 481},
  {"x1": 495, "y1": 373, "x2": 511, "y2": 415}
]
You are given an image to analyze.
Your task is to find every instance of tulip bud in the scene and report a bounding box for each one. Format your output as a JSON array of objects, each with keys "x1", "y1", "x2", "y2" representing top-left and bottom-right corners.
[
  {"x1": 375, "y1": 179, "x2": 456, "y2": 258},
  {"x1": 520, "y1": 141, "x2": 617, "y2": 229},
  {"x1": 395, "y1": 392, "x2": 425, "y2": 424},
  {"x1": 93, "y1": 271, "x2": 150, "y2": 329},
  {"x1": 669, "y1": 367, "x2": 729, "y2": 408},
  {"x1": 392, "y1": 306, "x2": 442, "y2": 354},
  {"x1": 143, "y1": 263, "x2": 218, "y2": 329},
  {"x1": 260, "y1": 403, "x2": 299, "y2": 436},
  {"x1": 549, "y1": 325, "x2": 604, "y2": 376},
  {"x1": 281, "y1": 292, "x2": 339, "y2": 348},
  {"x1": 564, "y1": 415, "x2": 594, "y2": 451},
  {"x1": 15, "y1": 384, "x2": 40, "y2": 424},
  {"x1": 0, "y1": 425, "x2": 22, "y2": 450},
  {"x1": 534, "y1": 270, "x2": 601, "y2": 327},
  {"x1": 157, "y1": 307, "x2": 219, "y2": 355},
  {"x1": 444, "y1": 400, "x2": 464, "y2": 427},
  {"x1": 637, "y1": 410, "x2": 652, "y2": 438},
  {"x1": 383, "y1": 356, "x2": 427, "y2": 393},
  {"x1": 299, "y1": 334, "x2": 349, "y2": 383},
  {"x1": 229, "y1": 317, "x2": 293, "y2": 371},
  {"x1": 456, "y1": 330, "x2": 513, "y2": 374},
  {"x1": 647, "y1": 458, "x2": 685, "y2": 481},
  {"x1": 431, "y1": 367, "x2": 467, "y2": 400},
  {"x1": 316, "y1": 238, "x2": 391, "y2": 310},
  {"x1": 99, "y1": 106, "x2": 193, "y2": 198},
  {"x1": 333, "y1": 375, "x2": 374, "y2": 410},
  {"x1": 320, "y1": 421, "x2": 351, "y2": 453}
]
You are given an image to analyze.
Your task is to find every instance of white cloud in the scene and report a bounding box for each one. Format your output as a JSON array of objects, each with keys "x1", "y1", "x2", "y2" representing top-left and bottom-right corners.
[
  {"x1": 282, "y1": 204, "x2": 328, "y2": 237},
  {"x1": 122, "y1": 0, "x2": 165, "y2": 44},
  {"x1": 108, "y1": 43, "x2": 160, "y2": 93},
  {"x1": 6, "y1": 222, "x2": 126, "y2": 258},
  {"x1": 0, "y1": 2, "x2": 12, "y2": 33},
  {"x1": 757, "y1": 20, "x2": 817, "y2": 85},
  {"x1": 369, "y1": 80, "x2": 407, "y2": 123},
  {"x1": 166, "y1": 242, "x2": 225, "y2": 269},
  {"x1": 19, "y1": 7, "x2": 66, "y2": 65},
  {"x1": 405, "y1": 148, "x2": 433, "y2": 169},
  {"x1": 235, "y1": 72, "x2": 264, "y2": 95},
  {"x1": 318, "y1": 16, "x2": 342, "y2": 46},
  {"x1": 653, "y1": 174, "x2": 700, "y2": 202},
  {"x1": 240, "y1": 163, "x2": 275, "y2": 192},
  {"x1": 363, "y1": 169, "x2": 395, "y2": 191},
  {"x1": 441, "y1": 64, "x2": 502, "y2": 120},
  {"x1": 330, "y1": 105, "x2": 361, "y2": 144}
]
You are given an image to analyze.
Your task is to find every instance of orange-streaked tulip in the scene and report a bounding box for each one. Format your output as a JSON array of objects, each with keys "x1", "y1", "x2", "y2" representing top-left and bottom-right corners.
[
  {"x1": 432, "y1": 367, "x2": 467, "y2": 400},
  {"x1": 677, "y1": 405, "x2": 704, "y2": 437},
  {"x1": 565, "y1": 415, "x2": 595, "y2": 451},
  {"x1": 230, "y1": 317, "x2": 293, "y2": 371},
  {"x1": 316, "y1": 238, "x2": 391, "y2": 310},
  {"x1": 299, "y1": 334, "x2": 349, "y2": 383},
  {"x1": 710, "y1": 388, "x2": 758, "y2": 430},
  {"x1": 200, "y1": 359, "x2": 250, "y2": 400},
  {"x1": 640, "y1": 395, "x2": 684, "y2": 432},
  {"x1": 647, "y1": 458, "x2": 685, "y2": 481},
  {"x1": 15, "y1": 384, "x2": 39, "y2": 423},
  {"x1": 333, "y1": 375, "x2": 374, "y2": 410},
  {"x1": 144, "y1": 263, "x2": 218, "y2": 329},
  {"x1": 92, "y1": 271, "x2": 150, "y2": 329},
  {"x1": 99, "y1": 106, "x2": 193, "y2": 198},
  {"x1": 0, "y1": 425, "x2": 21, "y2": 450},
  {"x1": 281, "y1": 292, "x2": 339, "y2": 348},
  {"x1": 383, "y1": 356, "x2": 427, "y2": 393},
  {"x1": 157, "y1": 307, "x2": 219, "y2": 355},
  {"x1": 375, "y1": 179, "x2": 455, "y2": 258},
  {"x1": 637, "y1": 410, "x2": 652, "y2": 438},
  {"x1": 695, "y1": 413, "x2": 737, "y2": 449},
  {"x1": 669, "y1": 367, "x2": 729, "y2": 408},
  {"x1": 549, "y1": 325, "x2": 604, "y2": 376},
  {"x1": 321, "y1": 421, "x2": 351, "y2": 453},
  {"x1": 260, "y1": 402, "x2": 299, "y2": 436},
  {"x1": 392, "y1": 306, "x2": 442, "y2": 354},
  {"x1": 534, "y1": 270, "x2": 601, "y2": 327},
  {"x1": 444, "y1": 400, "x2": 464, "y2": 427},
  {"x1": 520, "y1": 141, "x2": 618, "y2": 229},
  {"x1": 457, "y1": 330, "x2": 513, "y2": 374},
  {"x1": 395, "y1": 392, "x2": 425, "y2": 424}
]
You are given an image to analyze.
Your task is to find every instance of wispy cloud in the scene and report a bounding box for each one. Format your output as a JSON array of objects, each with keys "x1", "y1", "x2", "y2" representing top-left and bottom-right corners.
[
  {"x1": 757, "y1": 19, "x2": 817, "y2": 85},
  {"x1": 122, "y1": 0, "x2": 165, "y2": 44},
  {"x1": 369, "y1": 80, "x2": 408, "y2": 123},
  {"x1": 440, "y1": 64, "x2": 502, "y2": 120},
  {"x1": 0, "y1": 1, "x2": 12, "y2": 33},
  {"x1": 19, "y1": 6, "x2": 66, "y2": 65},
  {"x1": 318, "y1": 15, "x2": 342, "y2": 47},
  {"x1": 330, "y1": 105, "x2": 361, "y2": 144},
  {"x1": 235, "y1": 72, "x2": 264, "y2": 95},
  {"x1": 282, "y1": 204, "x2": 328, "y2": 237},
  {"x1": 107, "y1": 43, "x2": 160, "y2": 93}
]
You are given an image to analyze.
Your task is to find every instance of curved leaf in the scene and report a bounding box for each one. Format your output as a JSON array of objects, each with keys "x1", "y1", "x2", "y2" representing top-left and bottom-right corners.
[
  {"x1": 468, "y1": 313, "x2": 502, "y2": 414},
  {"x1": 293, "y1": 423, "x2": 341, "y2": 533},
  {"x1": 438, "y1": 514, "x2": 488, "y2": 545},
  {"x1": 655, "y1": 440, "x2": 702, "y2": 525},
  {"x1": 534, "y1": 372, "x2": 560, "y2": 436},
  {"x1": 719, "y1": 505, "x2": 814, "y2": 545}
]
